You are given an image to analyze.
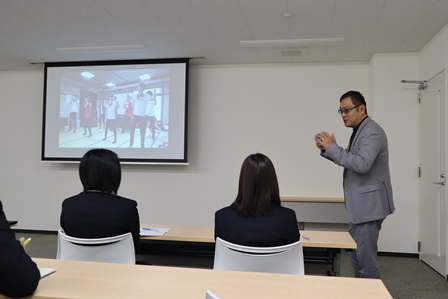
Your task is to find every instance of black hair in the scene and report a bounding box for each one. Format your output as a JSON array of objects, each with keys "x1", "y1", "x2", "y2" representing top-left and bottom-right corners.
[{"x1": 79, "y1": 149, "x2": 121, "y2": 194}]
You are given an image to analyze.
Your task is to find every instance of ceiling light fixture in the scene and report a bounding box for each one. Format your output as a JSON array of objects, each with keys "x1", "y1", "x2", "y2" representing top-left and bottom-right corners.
[
  {"x1": 139, "y1": 74, "x2": 151, "y2": 81},
  {"x1": 240, "y1": 38, "x2": 344, "y2": 48},
  {"x1": 81, "y1": 71, "x2": 94, "y2": 79},
  {"x1": 56, "y1": 45, "x2": 147, "y2": 53}
]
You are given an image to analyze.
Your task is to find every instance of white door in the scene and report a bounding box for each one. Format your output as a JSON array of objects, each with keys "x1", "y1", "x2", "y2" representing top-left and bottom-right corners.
[{"x1": 419, "y1": 70, "x2": 447, "y2": 277}]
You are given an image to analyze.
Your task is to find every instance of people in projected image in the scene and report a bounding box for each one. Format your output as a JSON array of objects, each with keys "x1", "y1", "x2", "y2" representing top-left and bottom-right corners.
[
  {"x1": 98, "y1": 98, "x2": 106, "y2": 129},
  {"x1": 145, "y1": 90, "x2": 157, "y2": 141},
  {"x1": 103, "y1": 94, "x2": 119, "y2": 144},
  {"x1": 130, "y1": 82, "x2": 149, "y2": 148},
  {"x1": 82, "y1": 96, "x2": 92, "y2": 137},
  {"x1": 122, "y1": 94, "x2": 133, "y2": 134},
  {"x1": 68, "y1": 95, "x2": 79, "y2": 133}
]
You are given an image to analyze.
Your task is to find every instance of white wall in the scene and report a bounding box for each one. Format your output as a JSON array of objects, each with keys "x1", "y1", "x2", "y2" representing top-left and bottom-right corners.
[
  {"x1": 0, "y1": 58, "x2": 422, "y2": 253},
  {"x1": 369, "y1": 53, "x2": 420, "y2": 253},
  {"x1": 420, "y1": 23, "x2": 448, "y2": 80}
]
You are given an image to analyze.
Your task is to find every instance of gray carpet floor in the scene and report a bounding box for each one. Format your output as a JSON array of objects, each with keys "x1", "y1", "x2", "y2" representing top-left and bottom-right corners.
[{"x1": 18, "y1": 231, "x2": 448, "y2": 299}]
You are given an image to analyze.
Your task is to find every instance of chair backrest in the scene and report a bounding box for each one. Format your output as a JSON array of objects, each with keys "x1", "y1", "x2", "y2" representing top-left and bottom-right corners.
[
  {"x1": 213, "y1": 237, "x2": 304, "y2": 275},
  {"x1": 56, "y1": 230, "x2": 135, "y2": 264},
  {"x1": 205, "y1": 290, "x2": 220, "y2": 299}
]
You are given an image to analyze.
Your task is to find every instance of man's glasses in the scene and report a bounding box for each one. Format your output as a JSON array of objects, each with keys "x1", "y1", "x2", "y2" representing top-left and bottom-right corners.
[{"x1": 337, "y1": 104, "x2": 361, "y2": 115}]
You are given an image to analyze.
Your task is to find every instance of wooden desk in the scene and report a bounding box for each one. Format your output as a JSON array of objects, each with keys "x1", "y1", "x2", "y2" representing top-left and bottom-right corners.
[
  {"x1": 12, "y1": 258, "x2": 391, "y2": 299},
  {"x1": 281, "y1": 197, "x2": 344, "y2": 203},
  {"x1": 140, "y1": 224, "x2": 355, "y2": 276},
  {"x1": 141, "y1": 224, "x2": 355, "y2": 248}
]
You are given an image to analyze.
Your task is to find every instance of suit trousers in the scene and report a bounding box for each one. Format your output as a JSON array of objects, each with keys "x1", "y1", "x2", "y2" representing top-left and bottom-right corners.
[{"x1": 348, "y1": 219, "x2": 383, "y2": 278}]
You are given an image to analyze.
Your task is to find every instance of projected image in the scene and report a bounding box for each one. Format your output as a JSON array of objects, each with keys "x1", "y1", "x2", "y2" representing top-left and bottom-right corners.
[{"x1": 43, "y1": 59, "x2": 188, "y2": 163}]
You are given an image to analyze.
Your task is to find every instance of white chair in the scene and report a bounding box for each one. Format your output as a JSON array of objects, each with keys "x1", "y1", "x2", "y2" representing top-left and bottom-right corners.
[
  {"x1": 205, "y1": 290, "x2": 220, "y2": 299},
  {"x1": 213, "y1": 237, "x2": 304, "y2": 275},
  {"x1": 56, "y1": 230, "x2": 135, "y2": 264}
]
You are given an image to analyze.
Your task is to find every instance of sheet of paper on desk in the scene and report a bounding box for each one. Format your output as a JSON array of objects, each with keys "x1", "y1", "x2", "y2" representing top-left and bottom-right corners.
[
  {"x1": 39, "y1": 268, "x2": 56, "y2": 278},
  {"x1": 140, "y1": 227, "x2": 172, "y2": 236}
]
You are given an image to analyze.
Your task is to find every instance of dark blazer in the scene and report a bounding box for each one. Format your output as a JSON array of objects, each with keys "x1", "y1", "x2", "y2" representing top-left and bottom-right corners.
[
  {"x1": 214, "y1": 205, "x2": 300, "y2": 247},
  {"x1": 0, "y1": 201, "x2": 40, "y2": 298},
  {"x1": 322, "y1": 116, "x2": 395, "y2": 224},
  {"x1": 60, "y1": 191, "x2": 140, "y2": 253}
]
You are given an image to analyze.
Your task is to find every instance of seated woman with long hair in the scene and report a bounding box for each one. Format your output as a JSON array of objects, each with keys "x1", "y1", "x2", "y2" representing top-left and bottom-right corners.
[
  {"x1": 60, "y1": 148, "x2": 140, "y2": 254},
  {"x1": 214, "y1": 153, "x2": 300, "y2": 247}
]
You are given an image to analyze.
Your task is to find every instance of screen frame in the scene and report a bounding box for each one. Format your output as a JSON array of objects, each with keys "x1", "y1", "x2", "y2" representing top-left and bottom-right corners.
[{"x1": 42, "y1": 58, "x2": 189, "y2": 164}]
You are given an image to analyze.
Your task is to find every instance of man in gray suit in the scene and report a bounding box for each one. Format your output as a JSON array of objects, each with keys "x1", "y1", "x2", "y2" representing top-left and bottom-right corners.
[{"x1": 315, "y1": 90, "x2": 395, "y2": 278}]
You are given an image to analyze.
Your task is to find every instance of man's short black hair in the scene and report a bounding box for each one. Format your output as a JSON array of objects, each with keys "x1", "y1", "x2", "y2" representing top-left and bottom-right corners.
[{"x1": 340, "y1": 90, "x2": 366, "y2": 106}]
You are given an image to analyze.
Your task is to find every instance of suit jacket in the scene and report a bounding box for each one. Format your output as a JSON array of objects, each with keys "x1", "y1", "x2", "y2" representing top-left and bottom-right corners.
[
  {"x1": 214, "y1": 205, "x2": 300, "y2": 247},
  {"x1": 322, "y1": 116, "x2": 395, "y2": 224},
  {"x1": 0, "y1": 201, "x2": 40, "y2": 298},
  {"x1": 60, "y1": 191, "x2": 140, "y2": 253}
]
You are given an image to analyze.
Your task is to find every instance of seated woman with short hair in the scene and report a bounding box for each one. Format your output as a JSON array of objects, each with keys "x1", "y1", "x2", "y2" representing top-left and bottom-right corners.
[
  {"x1": 60, "y1": 149, "x2": 140, "y2": 254},
  {"x1": 214, "y1": 153, "x2": 300, "y2": 247}
]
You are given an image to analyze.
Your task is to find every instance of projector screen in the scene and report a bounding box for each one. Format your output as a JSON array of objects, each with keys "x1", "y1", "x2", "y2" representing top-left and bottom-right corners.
[{"x1": 42, "y1": 58, "x2": 189, "y2": 164}]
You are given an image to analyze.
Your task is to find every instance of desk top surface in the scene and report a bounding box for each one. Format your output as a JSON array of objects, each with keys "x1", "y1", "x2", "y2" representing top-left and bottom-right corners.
[
  {"x1": 281, "y1": 197, "x2": 345, "y2": 203},
  {"x1": 18, "y1": 258, "x2": 391, "y2": 299},
  {"x1": 141, "y1": 224, "x2": 356, "y2": 249}
]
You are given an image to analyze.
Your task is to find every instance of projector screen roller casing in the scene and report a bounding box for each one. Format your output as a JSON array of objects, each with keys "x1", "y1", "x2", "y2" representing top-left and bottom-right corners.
[{"x1": 42, "y1": 58, "x2": 189, "y2": 164}]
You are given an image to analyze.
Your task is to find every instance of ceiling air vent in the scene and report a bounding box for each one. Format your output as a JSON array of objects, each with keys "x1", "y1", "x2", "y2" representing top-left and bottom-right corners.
[{"x1": 277, "y1": 48, "x2": 306, "y2": 57}]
